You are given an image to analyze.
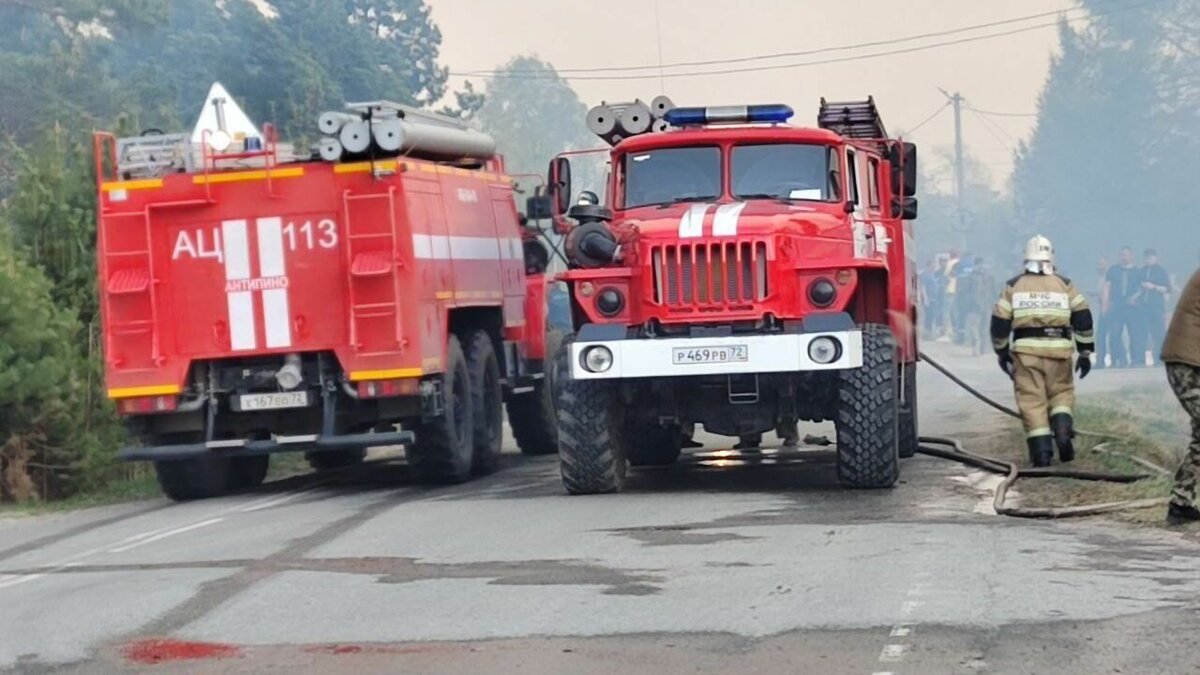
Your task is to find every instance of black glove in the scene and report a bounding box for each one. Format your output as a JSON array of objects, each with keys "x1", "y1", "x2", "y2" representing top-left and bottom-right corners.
[
  {"x1": 1075, "y1": 354, "x2": 1092, "y2": 380},
  {"x1": 997, "y1": 349, "x2": 1014, "y2": 379}
]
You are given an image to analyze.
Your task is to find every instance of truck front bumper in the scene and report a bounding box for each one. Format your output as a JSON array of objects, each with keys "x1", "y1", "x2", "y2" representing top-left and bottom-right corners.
[
  {"x1": 117, "y1": 430, "x2": 414, "y2": 462},
  {"x1": 569, "y1": 330, "x2": 863, "y2": 380}
]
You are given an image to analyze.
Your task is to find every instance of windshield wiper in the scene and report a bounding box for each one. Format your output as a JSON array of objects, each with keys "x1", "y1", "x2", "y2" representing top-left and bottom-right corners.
[
  {"x1": 737, "y1": 193, "x2": 795, "y2": 205},
  {"x1": 654, "y1": 196, "x2": 716, "y2": 210}
]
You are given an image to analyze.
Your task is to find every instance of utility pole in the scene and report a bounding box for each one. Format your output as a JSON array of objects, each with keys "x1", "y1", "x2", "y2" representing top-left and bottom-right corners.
[{"x1": 938, "y1": 88, "x2": 967, "y2": 250}]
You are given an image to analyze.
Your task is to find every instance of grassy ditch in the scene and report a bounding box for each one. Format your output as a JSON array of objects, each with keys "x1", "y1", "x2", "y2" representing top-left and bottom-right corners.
[
  {"x1": 979, "y1": 387, "x2": 1187, "y2": 526},
  {"x1": 0, "y1": 452, "x2": 313, "y2": 516}
]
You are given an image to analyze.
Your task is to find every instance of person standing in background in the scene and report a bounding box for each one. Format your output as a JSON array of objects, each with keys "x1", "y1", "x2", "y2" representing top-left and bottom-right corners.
[
  {"x1": 1094, "y1": 257, "x2": 1111, "y2": 368},
  {"x1": 942, "y1": 249, "x2": 960, "y2": 340},
  {"x1": 1160, "y1": 267, "x2": 1200, "y2": 524},
  {"x1": 1136, "y1": 248, "x2": 1171, "y2": 367},
  {"x1": 919, "y1": 260, "x2": 940, "y2": 336},
  {"x1": 967, "y1": 256, "x2": 996, "y2": 355},
  {"x1": 1103, "y1": 246, "x2": 1139, "y2": 367}
]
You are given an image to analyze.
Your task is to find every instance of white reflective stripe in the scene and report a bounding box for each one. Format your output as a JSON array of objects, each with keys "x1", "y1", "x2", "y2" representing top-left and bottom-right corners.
[
  {"x1": 411, "y1": 233, "x2": 433, "y2": 259},
  {"x1": 1013, "y1": 337, "x2": 1074, "y2": 350},
  {"x1": 431, "y1": 235, "x2": 451, "y2": 260},
  {"x1": 221, "y1": 220, "x2": 256, "y2": 350},
  {"x1": 678, "y1": 203, "x2": 711, "y2": 238},
  {"x1": 1070, "y1": 294, "x2": 1088, "y2": 308},
  {"x1": 448, "y1": 235, "x2": 501, "y2": 260},
  {"x1": 227, "y1": 291, "x2": 256, "y2": 351},
  {"x1": 255, "y1": 217, "x2": 286, "y2": 277},
  {"x1": 1012, "y1": 308, "x2": 1071, "y2": 320},
  {"x1": 221, "y1": 220, "x2": 251, "y2": 280},
  {"x1": 261, "y1": 288, "x2": 291, "y2": 348},
  {"x1": 712, "y1": 202, "x2": 746, "y2": 237},
  {"x1": 511, "y1": 238, "x2": 524, "y2": 260}
]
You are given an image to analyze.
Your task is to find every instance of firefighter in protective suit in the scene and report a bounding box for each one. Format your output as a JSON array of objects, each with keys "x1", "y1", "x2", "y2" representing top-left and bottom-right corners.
[{"x1": 991, "y1": 235, "x2": 1094, "y2": 467}]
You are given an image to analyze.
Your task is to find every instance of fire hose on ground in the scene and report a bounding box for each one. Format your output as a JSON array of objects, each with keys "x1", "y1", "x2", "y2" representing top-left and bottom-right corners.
[{"x1": 916, "y1": 351, "x2": 1171, "y2": 519}]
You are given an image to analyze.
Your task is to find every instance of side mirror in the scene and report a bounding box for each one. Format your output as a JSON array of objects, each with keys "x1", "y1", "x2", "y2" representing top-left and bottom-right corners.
[
  {"x1": 526, "y1": 192, "x2": 553, "y2": 221},
  {"x1": 892, "y1": 196, "x2": 918, "y2": 220},
  {"x1": 888, "y1": 142, "x2": 918, "y2": 197},
  {"x1": 548, "y1": 157, "x2": 572, "y2": 217}
]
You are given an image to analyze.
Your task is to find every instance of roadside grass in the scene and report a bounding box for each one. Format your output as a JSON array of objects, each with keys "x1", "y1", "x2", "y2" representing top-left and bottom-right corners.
[
  {"x1": 0, "y1": 452, "x2": 316, "y2": 517},
  {"x1": 979, "y1": 387, "x2": 1186, "y2": 526}
]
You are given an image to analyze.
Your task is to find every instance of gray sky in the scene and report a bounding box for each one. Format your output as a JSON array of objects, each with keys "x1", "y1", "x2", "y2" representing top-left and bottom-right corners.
[{"x1": 429, "y1": 0, "x2": 1082, "y2": 191}]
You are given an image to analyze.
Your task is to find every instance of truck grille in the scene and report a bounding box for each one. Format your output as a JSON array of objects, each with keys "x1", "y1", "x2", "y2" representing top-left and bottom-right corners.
[{"x1": 651, "y1": 241, "x2": 768, "y2": 308}]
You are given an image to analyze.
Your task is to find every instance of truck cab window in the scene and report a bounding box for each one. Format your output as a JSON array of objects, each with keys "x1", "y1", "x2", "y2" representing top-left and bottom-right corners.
[
  {"x1": 846, "y1": 148, "x2": 860, "y2": 206},
  {"x1": 867, "y1": 157, "x2": 880, "y2": 210},
  {"x1": 731, "y1": 144, "x2": 833, "y2": 201},
  {"x1": 622, "y1": 146, "x2": 721, "y2": 209}
]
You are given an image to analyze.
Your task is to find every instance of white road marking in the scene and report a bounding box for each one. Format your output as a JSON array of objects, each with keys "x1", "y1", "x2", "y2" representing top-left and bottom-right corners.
[
  {"x1": 107, "y1": 518, "x2": 224, "y2": 553},
  {"x1": 879, "y1": 644, "x2": 908, "y2": 662},
  {"x1": 890, "y1": 625, "x2": 911, "y2": 637}
]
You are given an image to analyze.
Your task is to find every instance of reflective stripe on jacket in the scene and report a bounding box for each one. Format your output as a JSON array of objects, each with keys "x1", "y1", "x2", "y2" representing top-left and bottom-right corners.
[{"x1": 990, "y1": 272, "x2": 1094, "y2": 359}]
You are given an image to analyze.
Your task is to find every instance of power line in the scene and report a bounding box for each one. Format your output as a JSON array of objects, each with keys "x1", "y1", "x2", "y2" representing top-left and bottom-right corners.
[
  {"x1": 455, "y1": 0, "x2": 1140, "y2": 76},
  {"x1": 965, "y1": 105, "x2": 1039, "y2": 118},
  {"x1": 966, "y1": 106, "x2": 1017, "y2": 152},
  {"x1": 904, "y1": 102, "x2": 951, "y2": 136},
  {"x1": 450, "y1": 0, "x2": 1164, "y2": 81}
]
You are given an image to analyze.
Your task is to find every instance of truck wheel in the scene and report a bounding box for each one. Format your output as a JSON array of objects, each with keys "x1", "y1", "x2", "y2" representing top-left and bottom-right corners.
[
  {"x1": 626, "y1": 423, "x2": 683, "y2": 467},
  {"x1": 505, "y1": 330, "x2": 562, "y2": 456},
  {"x1": 230, "y1": 455, "x2": 269, "y2": 490},
  {"x1": 898, "y1": 363, "x2": 919, "y2": 459},
  {"x1": 306, "y1": 449, "x2": 366, "y2": 471},
  {"x1": 556, "y1": 336, "x2": 626, "y2": 494},
  {"x1": 153, "y1": 457, "x2": 232, "y2": 501},
  {"x1": 464, "y1": 329, "x2": 503, "y2": 475},
  {"x1": 835, "y1": 323, "x2": 900, "y2": 489},
  {"x1": 408, "y1": 335, "x2": 474, "y2": 483}
]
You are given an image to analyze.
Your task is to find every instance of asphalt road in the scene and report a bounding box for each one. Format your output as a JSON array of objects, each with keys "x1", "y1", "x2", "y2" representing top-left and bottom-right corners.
[{"x1": 2, "y1": 345, "x2": 1197, "y2": 675}]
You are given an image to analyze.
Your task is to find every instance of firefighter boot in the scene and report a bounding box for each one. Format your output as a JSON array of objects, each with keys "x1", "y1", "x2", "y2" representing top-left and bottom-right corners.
[
  {"x1": 1027, "y1": 435, "x2": 1054, "y2": 468},
  {"x1": 1050, "y1": 413, "x2": 1076, "y2": 463}
]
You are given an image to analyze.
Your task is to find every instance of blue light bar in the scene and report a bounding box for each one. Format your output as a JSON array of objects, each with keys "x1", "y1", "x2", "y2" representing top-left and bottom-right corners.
[{"x1": 663, "y1": 104, "x2": 794, "y2": 126}]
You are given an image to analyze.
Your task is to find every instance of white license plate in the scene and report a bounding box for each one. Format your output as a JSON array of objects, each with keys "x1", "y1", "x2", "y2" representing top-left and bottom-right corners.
[
  {"x1": 671, "y1": 345, "x2": 749, "y2": 365},
  {"x1": 238, "y1": 391, "x2": 308, "y2": 411}
]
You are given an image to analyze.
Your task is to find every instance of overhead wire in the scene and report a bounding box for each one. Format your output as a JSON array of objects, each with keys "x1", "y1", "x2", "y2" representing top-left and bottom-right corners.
[
  {"x1": 450, "y1": 0, "x2": 1166, "y2": 81},
  {"x1": 903, "y1": 102, "x2": 951, "y2": 136}
]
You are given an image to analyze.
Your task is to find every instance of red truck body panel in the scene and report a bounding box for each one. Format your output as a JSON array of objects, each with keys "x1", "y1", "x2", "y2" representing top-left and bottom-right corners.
[{"x1": 97, "y1": 157, "x2": 531, "y2": 400}]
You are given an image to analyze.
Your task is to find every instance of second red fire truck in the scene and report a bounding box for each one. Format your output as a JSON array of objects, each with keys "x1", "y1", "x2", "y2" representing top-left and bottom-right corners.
[
  {"x1": 96, "y1": 86, "x2": 559, "y2": 500},
  {"x1": 548, "y1": 98, "x2": 920, "y2": 493}
]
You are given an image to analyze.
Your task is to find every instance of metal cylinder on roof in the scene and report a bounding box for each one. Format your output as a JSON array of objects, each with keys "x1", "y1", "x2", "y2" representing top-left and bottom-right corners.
[
  {"x1": 651, "y1": 119, "x2": 672, "y2": 133},
  {"x1": 318, "y1": 111, "x2": 361, "y2": 136},
  {"x1": 586, "y1": 104, "x2": 618, "y2": 136},
  {"x1": 394, "y1": 120, "x2": 495, "y2": 161},
  {"x1": 318, "y1": 137, "x2": 343, "y2": 162},
  {"x1": 617, "y1": 100, "x2": 652, "y2": 135},
  {"x1": 650, "y1": 95, "x2": 675, "y2": 119},
  {"x1": 371, "y1": 118, "x2": 404, "y2": 153},
  {"x1": 339, "y1": 120, "x2": 372, "y2": 154}
]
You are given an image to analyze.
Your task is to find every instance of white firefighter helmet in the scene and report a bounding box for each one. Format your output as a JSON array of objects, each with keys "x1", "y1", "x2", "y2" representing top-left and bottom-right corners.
[{"x1": 1024, "y1": 235, "x2": 1054, "y2": 274}]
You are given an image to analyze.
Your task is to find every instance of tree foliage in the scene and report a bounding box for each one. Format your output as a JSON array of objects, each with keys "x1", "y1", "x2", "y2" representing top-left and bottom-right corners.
[
  {"x1": 1012, "y1": 3, "x2": 1200, "y2": 276},
  {"x1": 474, "y1": 56, "x2": 601, "y2": 185}
]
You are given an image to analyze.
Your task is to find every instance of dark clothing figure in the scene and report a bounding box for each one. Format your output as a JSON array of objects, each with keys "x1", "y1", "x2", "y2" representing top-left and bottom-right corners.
[
  {"x1": 1161, "y1": 268, "x2": 1200, "y2": 523},
  {"x1": 1135, "y1": 262, "x2": 1170, "y2": 366},
  {"x1": 1105, "y1": 263, "x2": 1140, "y2": 366}
]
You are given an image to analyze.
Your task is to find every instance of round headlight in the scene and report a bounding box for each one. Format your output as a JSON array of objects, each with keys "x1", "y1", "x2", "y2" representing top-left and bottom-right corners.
[
  {"x1": 808, "y1": 278, "x2": 837, "y2": 307},
  {"x1": 582, "y1": 346, "x2": 614, "y2": 373},
  {"x1": 808, "y1": 336, "x2": 841, "y2": 365},
  {"x1": 596, "y1": 288, "x2": 625, "y2": 317}
]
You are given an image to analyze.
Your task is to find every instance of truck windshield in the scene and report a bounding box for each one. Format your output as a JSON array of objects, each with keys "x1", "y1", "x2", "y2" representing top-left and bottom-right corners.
[
  {"x1": 732, "y1": 143, "x2": 838, "y2": 202},
  {"x1": 622, "y1": 146, "x2": 721, "y2": 208}
]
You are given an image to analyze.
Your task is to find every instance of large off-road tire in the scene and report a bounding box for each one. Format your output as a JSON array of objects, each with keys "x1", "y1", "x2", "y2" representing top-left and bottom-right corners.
[
  {"x1": 306, "y1": 449, "x2": 366, "y2": 471},
  {"x1": 408, "y1": 335, "x2": 475, "y2": 483},
  {"x1": 898, "y1": 362, "x2": 919, "y2": 459},
  {"x1": 464, "y1": 329, "x2": 503, "y2": 475},
  {"x1": 835, "y1": 323, "x2": 900, "y2": 489},
  {"x1": 230, "y1": 455, "x2": 269, "y2": 490},
  {"x1": 626, "y1": 423, "x2": 684, "y2": 467},
  {"x1": 153, "y1": 456, "x2": 233, "y2": 501},
  {"x1": 556, "y1": 336, "x2": 626, "y2": 494},
  {"x1": 505, "y1": 330, "x2": 563, "y2": 456}
]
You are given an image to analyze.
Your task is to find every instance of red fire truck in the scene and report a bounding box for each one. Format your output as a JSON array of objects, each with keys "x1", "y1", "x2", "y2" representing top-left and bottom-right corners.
[
  {"x1": 95, "y1": 90, "x2": 558, "y2": 500},
  {"x1": 548, "y1": 99, "x2": 919, "y2": 493}
]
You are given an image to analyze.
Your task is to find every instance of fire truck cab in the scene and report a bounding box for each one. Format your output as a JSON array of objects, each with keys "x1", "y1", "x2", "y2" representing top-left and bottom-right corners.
[{"x1": 548, "y1": 99, "x2": 919, "y2": 493}]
